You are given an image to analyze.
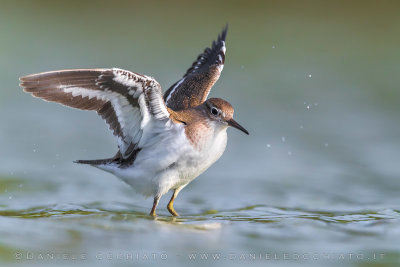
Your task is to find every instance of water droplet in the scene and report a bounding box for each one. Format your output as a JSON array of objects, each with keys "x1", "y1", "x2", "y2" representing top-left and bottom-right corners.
[
  {"x1": 306, "y1": 105, "x2": 310, "y2": 110},
  {"x1": 308, "y1": 74, "x2": 312, "y2": 78},
  {"x1": 8, "y1": 196, "x2": 12, "y2": 200},
  {"x1": 288, "y1": 151, "x2": 292, "y2": 156},
  {"x1": 272, "y1": 45, "x2": 275, "y2": 49},
  {"x1": 281, "y1": 136, "x2": 286, "y2": 143},
  {"x1": 19, "y1": 184, "x2": 23, "y2": 188},
  {"x1": 266, "y1": 144, "x2": 271, "y2": 148},
  {"x1": 324, "y1": 143, "x2": 329, "y2": 147},
  {"x1": 300, "y1": 125, "x2": 304, "y2": 129},
  {"x1": 33, "y1": 149, "x2": 36, "y2": 153}
]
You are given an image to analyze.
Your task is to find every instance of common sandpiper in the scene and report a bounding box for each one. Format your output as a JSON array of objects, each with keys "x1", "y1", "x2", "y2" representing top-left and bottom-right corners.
[{"x1": 20, "y1": 26, "x2": 249, "y2": 216}]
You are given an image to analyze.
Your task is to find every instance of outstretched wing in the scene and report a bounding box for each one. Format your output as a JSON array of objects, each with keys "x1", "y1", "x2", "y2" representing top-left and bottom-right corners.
[
  {"x1": 164, "y1": 26, "x2": 227, "y2": 111},
  {"x1": 20, "y1": 68, "x2": 170, "y2": 158}
]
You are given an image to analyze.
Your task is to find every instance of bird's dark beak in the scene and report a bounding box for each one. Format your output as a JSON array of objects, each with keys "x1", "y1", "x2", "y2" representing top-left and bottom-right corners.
[{"x1": 227, "y1": 119, "x2": 249, "y2": 135}]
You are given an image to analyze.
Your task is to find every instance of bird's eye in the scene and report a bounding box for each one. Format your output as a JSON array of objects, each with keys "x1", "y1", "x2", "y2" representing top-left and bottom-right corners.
[{"x1": 211, "y1": 107, "x2": 219, "y2": 115}]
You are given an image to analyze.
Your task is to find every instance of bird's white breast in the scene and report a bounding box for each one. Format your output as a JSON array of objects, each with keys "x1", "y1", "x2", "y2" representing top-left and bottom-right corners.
[
  {"x1": 184, "y1": 126, "x2": 228, "y2": 180},
  {"x1": 102, "y1": 121, "x2": 228, "y2": 197}
]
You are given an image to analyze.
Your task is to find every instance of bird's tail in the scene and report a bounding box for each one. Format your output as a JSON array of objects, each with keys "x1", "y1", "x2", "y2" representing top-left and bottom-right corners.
[
  {"x1": 74, "y1": 159, "x2": 113, "y2": 165},
  {"x1": 74, "y1": 152, "x2": 120, "y2": 165}
]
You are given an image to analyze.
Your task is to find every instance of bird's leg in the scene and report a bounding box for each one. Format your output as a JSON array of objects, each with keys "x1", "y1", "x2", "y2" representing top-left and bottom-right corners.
[
  {"x1": 167, "y1": 188, "x2": 182, "y2": 216},
  {"x1": 149, "y1": 195, "x2": 160, "y2": 216}
]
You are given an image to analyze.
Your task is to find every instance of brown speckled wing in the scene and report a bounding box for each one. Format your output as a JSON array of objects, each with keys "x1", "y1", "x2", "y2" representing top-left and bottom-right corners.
[
  {"x1": 164, "y1": 26, "x2": 227, "y2": 111},
  {"x1": 20, "y1": 68, "x2": 170, "y2": 158}
]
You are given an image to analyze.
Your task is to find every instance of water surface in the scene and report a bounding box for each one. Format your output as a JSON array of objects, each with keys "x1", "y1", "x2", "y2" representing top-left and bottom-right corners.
[{"x1": 1, "y1": 1, "x2": 400, "y2": 266}]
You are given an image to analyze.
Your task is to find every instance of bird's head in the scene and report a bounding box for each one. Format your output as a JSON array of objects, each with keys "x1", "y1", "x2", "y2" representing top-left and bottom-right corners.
[{"x1": 202, "y1": 98, "x2": 249, "y2": 135}]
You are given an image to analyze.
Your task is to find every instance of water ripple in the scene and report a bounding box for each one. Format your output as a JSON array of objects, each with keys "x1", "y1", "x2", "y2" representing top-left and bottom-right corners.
[{"x1": 1, "y1": 203, "x2": 399, "y2": 227}]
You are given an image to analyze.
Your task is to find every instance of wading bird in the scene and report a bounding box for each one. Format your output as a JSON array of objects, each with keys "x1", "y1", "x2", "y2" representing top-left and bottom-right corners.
[{"x1": 20, "y1": 26, "x2": 249, "y2": 216}]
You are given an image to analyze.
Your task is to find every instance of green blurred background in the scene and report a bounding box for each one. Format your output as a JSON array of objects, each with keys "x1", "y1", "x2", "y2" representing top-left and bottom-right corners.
[{"x1": 1, "y1": 0, "x2": 400, "y2": 266}]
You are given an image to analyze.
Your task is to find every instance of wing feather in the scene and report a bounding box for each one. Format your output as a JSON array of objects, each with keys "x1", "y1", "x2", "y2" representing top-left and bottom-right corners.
[
  {"x1": 20, "y1": 68, "x2": 170, "y2": 158},
  {"x1": 164, "y1": 26, "x2": 228, "y2": 110}
]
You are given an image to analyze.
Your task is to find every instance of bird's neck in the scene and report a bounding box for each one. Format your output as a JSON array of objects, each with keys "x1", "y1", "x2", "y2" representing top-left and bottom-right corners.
[{"x1": 168, "y1": 108, "x2": 218, "y2": 150}]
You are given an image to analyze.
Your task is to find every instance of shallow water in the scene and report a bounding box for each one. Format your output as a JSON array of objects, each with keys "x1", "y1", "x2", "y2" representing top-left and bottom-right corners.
[{"x1": 1, "y1": 1, "x2": 400, "y2": 266}]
